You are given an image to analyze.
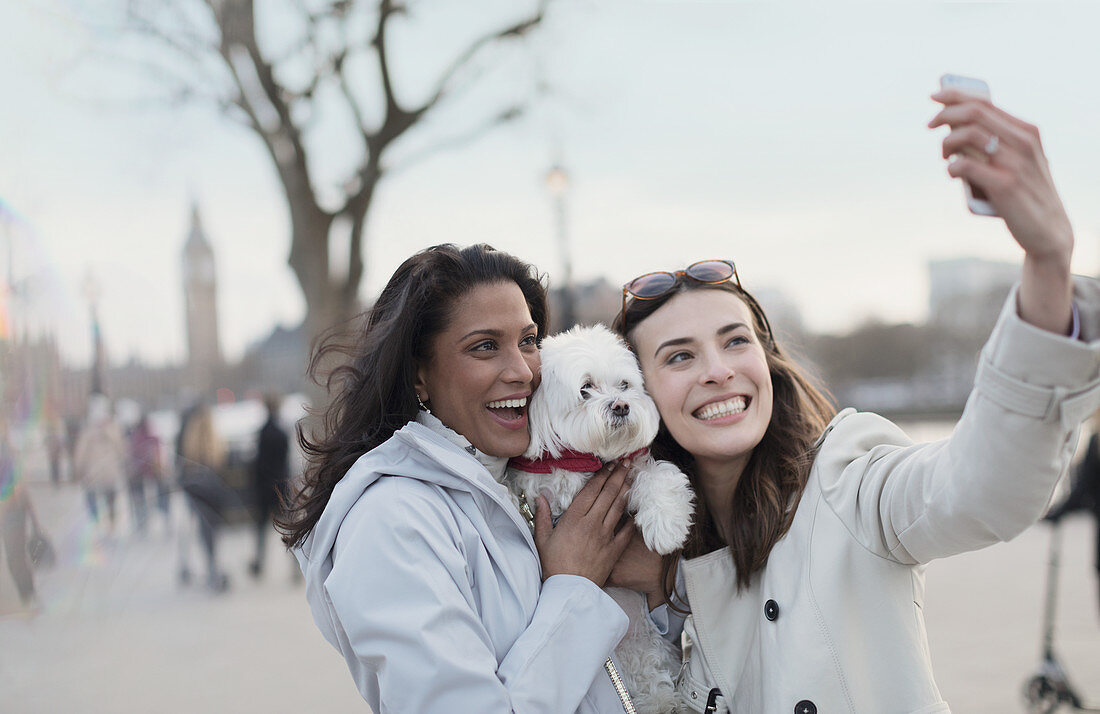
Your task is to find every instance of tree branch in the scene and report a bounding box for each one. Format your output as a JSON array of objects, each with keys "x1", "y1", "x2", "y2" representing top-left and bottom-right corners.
[
  {"x1": 340, "y1": 190, "x2": 372, "y2": 310},
  {"x1": 217, "y1": 96, "x2": 261, "y2": 130},
  {"x1": 82, "y1": 0, "x2": 555, "y2": 347},
  {"x1": 335, "y1": 14, "x2": 371, "y2": 139},
  {"x1": 124, "y1": 13, "x2": 216, "y2": 68},
  {"x1": 415, "y1": 6, "x2": 546, "y2": 117},
  {"x1": 86, "y1": 0, "x2": 229, "y2": 95},
  {"x1": 267, "y1": 1, "x2": 329, "y2": 102},
  {"x1": 385, "y1": 103, "x2": 527, "y2": 177},
  {"x1": 372, "y1": 0, "x2": 409, "y2": 128},
  {"x1": 55, "y1": 39, "x2": 235, "y2": 119},
  {"x1": 217, "y1": 0, "x2": 321, "y2": 209}
]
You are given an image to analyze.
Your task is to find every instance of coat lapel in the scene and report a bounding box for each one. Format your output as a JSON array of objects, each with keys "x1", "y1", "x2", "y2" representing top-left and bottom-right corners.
[
  {"x1": 398, "y1": 423, "x2": 540, "y2": 558},
  {"x1": 683, "y1": 546, "x2": 759, "y2": 704}
]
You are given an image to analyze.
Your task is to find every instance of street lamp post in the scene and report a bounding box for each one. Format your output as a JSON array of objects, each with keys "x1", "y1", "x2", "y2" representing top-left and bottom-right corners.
[
  {"x1": 82, "y1": 270, "x2": 105, "y2": 396},
  {"x1": 545, "y1": 164, "x2": 577, "y2": 331}
]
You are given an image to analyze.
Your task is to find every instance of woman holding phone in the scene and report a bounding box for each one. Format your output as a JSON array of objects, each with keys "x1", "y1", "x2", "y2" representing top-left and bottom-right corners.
[{"x1": 610, "y1": 88, "x2": 1100, "y2": 712}]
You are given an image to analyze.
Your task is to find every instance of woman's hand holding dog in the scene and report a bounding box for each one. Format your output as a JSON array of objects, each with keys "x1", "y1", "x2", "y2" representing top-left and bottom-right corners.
[
  {"x1": 606, "y1": 527, "x2": 668, "y2": 611},
  {"x1": 534, "y1": 460, "x2": 634, "y2": 586}
]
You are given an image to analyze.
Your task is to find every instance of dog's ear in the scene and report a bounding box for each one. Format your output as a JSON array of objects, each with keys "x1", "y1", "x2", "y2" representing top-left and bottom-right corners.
[
  {"x1": 523, "y1": 378, "x2": 563, "y2": 459},
  {"x1": 523, "y1": 342, "x2": 567, "y2": 459},
  {"x1": 523, "y1": 389, "x2": 548, "y2": 459}
]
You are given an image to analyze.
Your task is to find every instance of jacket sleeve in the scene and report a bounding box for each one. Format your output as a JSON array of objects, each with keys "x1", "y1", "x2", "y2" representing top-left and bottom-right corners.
[
  {"x1": 324, "y1": 478, "x2": 628, "y2": 714},
  {"x1": 1048, "y1": 433, "x2": 1099, "y2": 518},
  {"x1": 645, "y1": 559, "x2": 688, "y2": 644},
  {"x1": 816, "y1": 279, "x2": 1100, "y2": 566}
]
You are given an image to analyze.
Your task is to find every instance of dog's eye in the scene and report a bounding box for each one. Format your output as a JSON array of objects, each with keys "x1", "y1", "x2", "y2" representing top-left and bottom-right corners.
[
  {"x1": 580, "y1": 381, "x2": 594, "y2": 400},
  {"x1": 619, "y1": 381, "x2": 629, "y2": 390}
]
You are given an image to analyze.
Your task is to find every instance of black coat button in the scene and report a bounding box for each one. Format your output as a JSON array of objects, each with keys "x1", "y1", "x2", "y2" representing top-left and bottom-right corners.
[
  {"x1": 795, "y1": 700, "x2": 816, "y2": 714},
  {"x1": 764, "y1": 599, "x2": 779, "y2": 621}
]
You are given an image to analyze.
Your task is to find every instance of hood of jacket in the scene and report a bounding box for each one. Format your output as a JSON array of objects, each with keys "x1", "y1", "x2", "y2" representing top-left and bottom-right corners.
[{"x1": 295, "y1": 412, "x2": 534, "y2": 650}]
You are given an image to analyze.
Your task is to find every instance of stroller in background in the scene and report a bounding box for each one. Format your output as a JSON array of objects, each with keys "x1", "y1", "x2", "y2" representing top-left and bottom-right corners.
[
  {"x1": 176, "y1": 459, "x2": 242, "y2": 592},
  {"x1": 1022, "y1": 522, "x2": 1099, "y2": 713},
  {"x1": 1025, "y1": 430, "x2": 1100, "y2": 713},
  {"x1": 172, "y1": 400, "x2": 256, "y2": 593},
  {"x1": 169, "y1": 396, "x2": 300, "y2": 592}
]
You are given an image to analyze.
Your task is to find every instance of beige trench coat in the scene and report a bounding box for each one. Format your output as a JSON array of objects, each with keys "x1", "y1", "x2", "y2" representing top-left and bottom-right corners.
[{"x1": 676, "y1": 280, "x2": 1100, "y2": 714}]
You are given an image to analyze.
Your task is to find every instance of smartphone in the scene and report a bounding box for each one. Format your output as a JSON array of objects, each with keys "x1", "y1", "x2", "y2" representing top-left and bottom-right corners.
[{"x1": 939, "y1": 73, "x2": 997, "y2": 217}]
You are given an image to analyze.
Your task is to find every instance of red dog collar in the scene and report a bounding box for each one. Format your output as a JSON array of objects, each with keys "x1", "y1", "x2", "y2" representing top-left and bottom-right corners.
[{"x1": 509, "y1": 448, "x2": 648, "y2": 474}]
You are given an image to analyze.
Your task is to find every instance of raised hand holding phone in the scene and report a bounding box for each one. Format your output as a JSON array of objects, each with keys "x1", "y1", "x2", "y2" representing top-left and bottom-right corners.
[
  {"x1": 938, "y1": 74, "x2": 996, "y2": 215},
  {"x1": 929, "y1": 75, "x2": 1075, "y2": 336}
]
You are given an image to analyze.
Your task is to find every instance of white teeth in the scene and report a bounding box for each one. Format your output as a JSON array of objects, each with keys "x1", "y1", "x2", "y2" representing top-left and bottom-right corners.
[
  {"x1": 694, "y1": 396, "x2": 747, "y2": 420},
  {"x1": 485, "y1": 397, "x2": 527, "y2": 409}
]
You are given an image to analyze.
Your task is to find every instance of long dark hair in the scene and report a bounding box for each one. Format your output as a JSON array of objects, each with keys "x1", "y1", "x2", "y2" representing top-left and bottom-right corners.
[
  {"x1": 614, "y1": 278, "x2": 835, "y2": 596},
  {"x1": 279, "y1": 244, "x2": 549, "y2": 549}
]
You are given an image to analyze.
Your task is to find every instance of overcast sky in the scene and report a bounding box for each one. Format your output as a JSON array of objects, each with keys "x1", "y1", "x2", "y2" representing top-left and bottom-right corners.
[{"x1": 3, "y1": 1, "x2": 1099, "y2": 367}]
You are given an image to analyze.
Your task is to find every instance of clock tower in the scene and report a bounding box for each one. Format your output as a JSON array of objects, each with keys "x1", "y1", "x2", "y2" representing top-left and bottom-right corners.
[{"x1": 182, "y1": 202, "x2": 222, "y2": 391}]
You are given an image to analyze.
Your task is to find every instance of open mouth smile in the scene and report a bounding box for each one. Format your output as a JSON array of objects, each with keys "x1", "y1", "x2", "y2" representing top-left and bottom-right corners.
[
  {"x1": 485, "y1": 397, "x2": 528, "y2": 422},
  {"x1": 693, "y1": 396, "x2": 750, "y2": 421}
]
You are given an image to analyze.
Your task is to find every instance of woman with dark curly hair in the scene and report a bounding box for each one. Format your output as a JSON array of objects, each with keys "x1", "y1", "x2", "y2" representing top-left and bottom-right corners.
[{"x1": 282, "y1": 244, "x2": 637, "y2": 713}]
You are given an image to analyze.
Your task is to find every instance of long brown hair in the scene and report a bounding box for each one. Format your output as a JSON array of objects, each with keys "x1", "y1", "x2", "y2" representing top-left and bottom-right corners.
[
  {"x1": 278, "y1": 244, "x2": 549, "y2": 549},
  {"x1": 180, "y1": 405, "x2": 225, "y2": 471},
  {"x1": 614, "y1": 279, "x2": 835, "y2": 597}
]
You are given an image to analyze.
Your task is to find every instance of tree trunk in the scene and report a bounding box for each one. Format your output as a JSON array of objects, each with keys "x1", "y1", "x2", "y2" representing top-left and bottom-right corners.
[
  {"x1": 286, "y1": 193, "x2": 379, "y2": 425},
  {"x1": 114, "y1": 0, "x2": 549, "y2": 413}
]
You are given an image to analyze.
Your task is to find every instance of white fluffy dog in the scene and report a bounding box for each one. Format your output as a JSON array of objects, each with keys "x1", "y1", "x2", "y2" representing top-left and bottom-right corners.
[{"x1": 506, "y1": 324, "x2": 694, "y2": 714}]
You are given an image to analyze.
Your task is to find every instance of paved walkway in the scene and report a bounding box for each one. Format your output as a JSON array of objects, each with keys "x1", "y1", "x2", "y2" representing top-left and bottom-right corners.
[
  {"x1": 1, "y1": 481, "x2": 365, "y2": 713},
  {"x1": 3, "y1": 479, "x2": 1098, "y2": 713}
]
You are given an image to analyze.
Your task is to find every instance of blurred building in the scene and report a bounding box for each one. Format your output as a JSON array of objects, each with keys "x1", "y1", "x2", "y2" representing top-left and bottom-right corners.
[
  {"x1": 182, "y1": 202, "x2": 223, "y2": 395},
  {"x1": 928, "y1": 257, "x2": 1018, "y2": 334},
  {"x1": 229, "y1": 323, "x2": 308, "y2": 398},
  {"x1": 809, "y1": 256, "x2": 1023, "y2": 416},
  {"x1": 21, "y1": 203, "x2": 302, "y2": 423},
  {"x1": 549, "y1": 278, "x2": 620, "y2": 332},
  {"x1": 0, "y1": 333, "x2": 62, "y2": 422}
]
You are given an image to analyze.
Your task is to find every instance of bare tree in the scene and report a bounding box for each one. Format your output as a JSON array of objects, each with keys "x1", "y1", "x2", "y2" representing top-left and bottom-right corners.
[{"x1": 92, "y1": 0, "x2": 549, "y2": 380}]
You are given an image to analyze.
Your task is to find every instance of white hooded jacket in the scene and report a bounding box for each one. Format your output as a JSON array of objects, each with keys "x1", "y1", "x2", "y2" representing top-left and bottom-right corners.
[{"x1": 295, "y1": 412, "x2": 631, "y2": 713}]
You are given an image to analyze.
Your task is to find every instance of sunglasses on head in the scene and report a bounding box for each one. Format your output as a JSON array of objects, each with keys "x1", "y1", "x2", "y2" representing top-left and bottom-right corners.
[
  {"x1": 620, "y1": 259, "x2": 775, "y2": 346},
  {"x1": 621, "y1": 260, "x2": 740, "y2": 312}
]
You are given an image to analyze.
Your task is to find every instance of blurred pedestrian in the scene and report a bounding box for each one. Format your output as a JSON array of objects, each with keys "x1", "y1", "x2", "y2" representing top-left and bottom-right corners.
[
  {"x1": 63, "y1": 414, "x2": 80, "y2": 479},
  {"x1": 248, "y1": 393, "x2": 290, "y2": 578},
  {"x1": 177, "y1": 403, "x2": 230, "y2": 592},
  {"x1": 45, "y1": 415, "x2": 64, "y2": 488},
  {"x1": 1, "y1": 415, "x2": 41, "y2": 610},
  {"x1": 73, "y1": 394, "x2": 126, "y2": 532},
  {"x1": 1046, "y1": 412, "x2": 1100, "y2": 617},
  {"x1": 127, "y1": 413, "x2": 163, "y2": 535}
]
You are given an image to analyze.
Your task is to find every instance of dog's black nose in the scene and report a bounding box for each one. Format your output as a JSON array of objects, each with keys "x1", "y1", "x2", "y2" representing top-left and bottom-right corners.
[{"x1": 611, "y1": 401, "x2": 629, "y2": 418}]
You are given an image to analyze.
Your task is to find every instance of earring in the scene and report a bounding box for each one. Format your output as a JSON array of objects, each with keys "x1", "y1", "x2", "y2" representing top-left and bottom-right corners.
[{"x1": 417, "y1": 394, "x2": 431, "y2": 414}]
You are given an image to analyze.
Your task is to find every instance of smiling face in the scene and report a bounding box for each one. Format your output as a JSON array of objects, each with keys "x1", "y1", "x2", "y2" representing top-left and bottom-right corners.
[
  {"x1": 415, "y1": 281, "x2": 541, "y2": 458},
  {"x1": 631, "y1": 289, "x2": 774, "y2": 478}
]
